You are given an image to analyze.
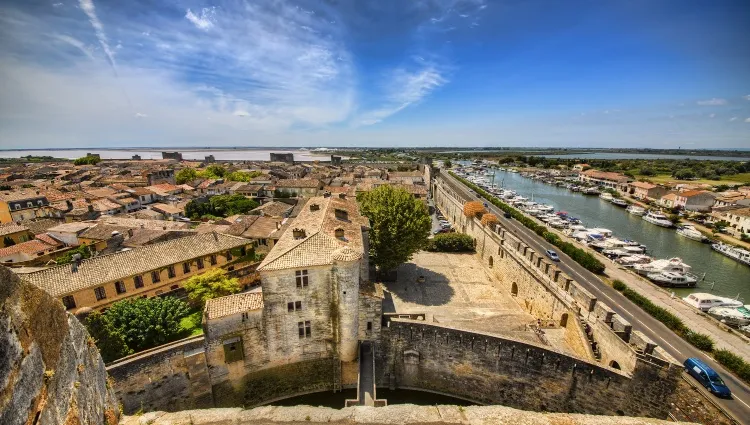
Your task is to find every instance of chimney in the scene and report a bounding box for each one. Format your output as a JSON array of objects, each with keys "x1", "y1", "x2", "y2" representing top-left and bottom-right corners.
[
  {"x1": 71, "y1": 253, "x2": 82, "y2": 273},
  {"x1": 276, "y1": 221, "x2": 281, "y2": 230}
]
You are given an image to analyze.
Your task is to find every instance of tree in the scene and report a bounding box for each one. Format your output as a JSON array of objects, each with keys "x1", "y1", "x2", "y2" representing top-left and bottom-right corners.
[
  {"x1": 226, "y1": 170, "x2": 263, "y2": 182},
  {"x1": 104, "y1": 297, "x2": 190, "y2": 352},
  {"x1": 425, "y1": 233, "x2": 475, "y2": 252},
  {"x1": 443, "y1": 160, "x2": 452, "y2": 168},
  {"x1": 480, "y1": 213, "x2": 499, "y2": 227},
  {"x1": 673, "y1": 168, "x2": 696, "y2": 180},
  {"x1": 357, "y1": 185, "x2": 431, "y2": 271},
  {"x1": 184, "y1": 194, "x2": 259, "y2": 219},
  {"x1": 175, "y1": 168, "x2": 197, "y2": 184},
  {"x1": 73, "y1": 155, "x2": 101, "y2": 165},
  {"x1": 3, "y1": 236, "x2": 16, "y2": 247},
  {"x1": 56, "y1": 245, "x2": 92, "y2": 265},
  {"x1": 463, "y1": 201, "x2": 486, "y2": 218},
  {"x1": 184, "y1": 269, "x2": 242, "y2": 308},
  {"x1": 84, "y1": 312, "x2": 131, "y2": 363}
]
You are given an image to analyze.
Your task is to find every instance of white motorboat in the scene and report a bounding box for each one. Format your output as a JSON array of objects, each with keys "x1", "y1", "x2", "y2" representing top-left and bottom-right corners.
[
  {"x1": 676, "y1": 225, "x2": 707, "y2": 242},
  {"x1": 643, "y1": 210, "x2": 674, "y2": 227},
  {"x1": 646, "y1": 271, "x2": 698, "y2": 287},
  {"x1": 600, "y1": 192, "x2": 614, "y2": 201},
  {"x1": 549, "y1": 218, "x2": 569, "y2": 229},
  {"x1": 711, "y1": 242, "x2": 750, "y2": 266},
  {"x1": 588, "y1": 228, "x2": 613, "y2": 238},
  {"x1": 611, "y1": 198, "x2": 628, "y2": 207},
  {"x1": 683, "y1": 293, "x2": 743, "y2": 312},
  {"x1": 626, "y1": 205, "x2": 646, "y2": 216},
  {"x1": 616, "y1": 254, "x2": 653, "y2": 267},
  {"x1": 708, "y1": 306, "x2": 750, "y2": 327},
  {"x1": 634, "y1": 257, "x2": 692, "y2": 276},
  {"x1": 582, "y1": 187, "x2": 600, "y2": 195}
]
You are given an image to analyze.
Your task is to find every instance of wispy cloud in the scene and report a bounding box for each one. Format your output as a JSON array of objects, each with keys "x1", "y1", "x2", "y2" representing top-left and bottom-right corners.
[
  {"x1": 185, "y1": 7, "x2": 216, "y2": 31},
  {"x1": 78, "y1": 0, "x2": 117, "y2": 73},
  {"x1": 53, "y1": 34, "x2": 95, "y2": 60},
  {"x1": 744, "y1": 95, "x2": 750, "y2": 101},
  {"x1": 696, "y1": 98, "x2": 727, "y2": 106},
  {"x1": 357, "y1": 61, "x2": 447, "y2": 126},
  {"x1": 745, "y1": 118, "x2": 750, "y2": 123},
  {"x1": 729, "y1": 117, "x2": 737, "y2": 122}
]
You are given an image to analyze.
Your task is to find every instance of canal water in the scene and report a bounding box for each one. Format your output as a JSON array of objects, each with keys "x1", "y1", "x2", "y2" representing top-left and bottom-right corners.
[
  {"x1": 480, "y1": 168, "x2": 750, "y2": 302},
  {"x1": 268, "y1": 388, "x2": 477, "y2": 408}
]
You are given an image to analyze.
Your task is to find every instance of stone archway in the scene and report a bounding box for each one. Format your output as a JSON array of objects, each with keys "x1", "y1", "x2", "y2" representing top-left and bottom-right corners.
[
  {"x1": 559, "y1": 313, "x2": 569, "y2": 327},
  {"x1": 609, "y1": 360, "x2": 621, "y2": 370},
  {"x1": 488, "y1": 256, "x2": 494, "y2": 268},
  {"x1": 511, "y1": 282, "x2": 518, "y2": 296}
]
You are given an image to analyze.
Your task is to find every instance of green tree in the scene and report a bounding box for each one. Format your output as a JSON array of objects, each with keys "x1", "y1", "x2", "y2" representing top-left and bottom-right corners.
[
  {"x1": 357, "y1": 185, "x2": 431, "y2": 271},
  {"x1": 443, "y1": 160, "x2": 452, "y2": 168},
  {"x1": 104, "y1": 297, "x2": 190, "y2": 352},
  {"x1": 184, "y1": 194, "x2": 259, "y2": 219},
  {"x1": 84, "y1": 312, "x2": 131, "y2": 363},
  {"x1": 184, "y1": 268, "x2": 242, "y2": 308},
  {"x1": 226, "y1": 170, "x2": 263, "y2": 182},
  {"x1": 200, "y1": 165, "x2": 227, "y2": 179},
  {"x1": 175, "y1": 168, "x2": 198, "y2": 184},
  {"x1": 56, "y1": 245, "x2": 92, "y2": 265},
  {"x1": 3, "y1": 236, "x2": 16, "y2": 247},
  {"x1": 73, "y1": 155, "x2": 101, "y2": 165}
]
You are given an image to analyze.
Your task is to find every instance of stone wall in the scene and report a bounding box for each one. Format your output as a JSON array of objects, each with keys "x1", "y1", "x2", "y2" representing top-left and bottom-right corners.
[
  {"x1": 121, "y1": 405, "x2": 694, "y2": 425},
  {"x1": 377, "y1": 319, "x2": 681, "y2": 419},
  {"x1": 0, "y1": 266, "x2": 120, "y2": 425},
  {"x1": 107, "y1": 336, "x2": 212, "y2": 414}
]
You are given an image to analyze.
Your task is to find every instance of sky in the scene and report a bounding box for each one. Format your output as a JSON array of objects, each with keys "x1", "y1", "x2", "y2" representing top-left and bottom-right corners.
[{"x1": 0, "y1": 0, "x2": 749, "y2": 149}]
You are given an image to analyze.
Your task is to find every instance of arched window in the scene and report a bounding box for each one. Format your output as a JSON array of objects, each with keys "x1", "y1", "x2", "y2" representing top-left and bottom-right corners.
[
  {"x1": 511, "y1": 282, "x2": 518, "y2": 296},
  {"x1": 335, "y1": 228, "x2": 345, "y2": 240},
  {"x1": 609, "y1": 360, "x2": 621, "y2": 370}
]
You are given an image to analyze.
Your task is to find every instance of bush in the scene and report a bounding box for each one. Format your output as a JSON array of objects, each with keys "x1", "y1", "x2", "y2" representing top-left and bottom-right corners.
[
  {"x1": 480, "y1": 213, "x2": 499, "y2": 227},
  {"x1": 683, "y1": 331, "x2": 715, "y2": 352},
  {"x1": 463, "y1": 201, "x2": 486, "y2": 218},
  {"x1": 714, "y1": 349, "x2": 750, "y2": 384},
  {"x1": 612, "y1": 280, "x2": 627, "y2": 291},
  {"x1": 425, "y1": 233, "x2": 475, "y2": 252}
]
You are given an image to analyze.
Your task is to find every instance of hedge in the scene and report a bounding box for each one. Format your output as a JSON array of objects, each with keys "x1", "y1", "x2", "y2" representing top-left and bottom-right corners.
[
  {"x1": 449, "y1": 172, "x2": 605, "y2": 274},
  {"x1": 425, "y1": 233, "x2": 476, "y2": 252},
  {"x1": 609, "y1": 280, "x2": 750, "y2": 386}
]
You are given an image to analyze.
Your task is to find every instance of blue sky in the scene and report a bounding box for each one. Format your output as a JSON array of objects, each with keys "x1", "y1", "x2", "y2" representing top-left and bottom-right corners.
[{"x1": 1, "y1": 0, "x2": 749, "y2": 148}]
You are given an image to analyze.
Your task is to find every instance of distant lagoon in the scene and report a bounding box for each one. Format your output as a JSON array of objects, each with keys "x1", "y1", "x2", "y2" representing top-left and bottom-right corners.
[
  {"x1": 538, "y1": 153, "x2": 749, "y2": 161},
  {"x1": 0, "y1": 148, "x2": 341, "y2": 162}
]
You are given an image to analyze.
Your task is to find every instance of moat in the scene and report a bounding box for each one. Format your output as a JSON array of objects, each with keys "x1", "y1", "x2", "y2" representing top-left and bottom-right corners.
[{"x1": 268, "y1": 389, "x2": 477, "y2": 408}]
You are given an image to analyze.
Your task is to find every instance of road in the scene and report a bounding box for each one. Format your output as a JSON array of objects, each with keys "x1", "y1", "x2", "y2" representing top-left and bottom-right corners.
[{"x1": 438, "y1": 171, "x2": 750, "y2": 424}]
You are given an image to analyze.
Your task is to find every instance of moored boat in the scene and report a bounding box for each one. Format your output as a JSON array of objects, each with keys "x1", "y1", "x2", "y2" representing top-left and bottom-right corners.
[
  {"x1": 643, "y1": 210, "x2": 674, "y2": 228},
  {"x1": 626, "y1": 205, "x2": 645, "y2": 216},
  {"x1": 646, "y1": 271, "x2": 698, "y2": 287},
  {"x1": 676, "y1": 225, "x2": 707, "y2": 242},
  {"x1": 711, "y1": 242, "x2": 750, "y2": 266},
  {"x1": 708, "y1": 306, "x2": 750, "y2": 327},
  {"x1": 611, "y1": 198, "x2": 628, "y2": 207},
  {"x1": 683, "y1": 293, "x2": 743, "y2": 312},
  {"x1": 634, "y1": 257, "x2": 692, "y2": 276}
]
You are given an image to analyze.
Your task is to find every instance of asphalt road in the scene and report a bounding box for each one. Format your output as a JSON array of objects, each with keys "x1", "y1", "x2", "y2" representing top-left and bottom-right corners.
[{"x1": 439, "y1": 171, "x2": 750, "y2": 424}]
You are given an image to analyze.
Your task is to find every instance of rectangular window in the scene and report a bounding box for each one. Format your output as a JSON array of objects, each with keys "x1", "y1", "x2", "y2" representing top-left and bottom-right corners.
[
  {"x1": 288, "y1": 302, "x2": 294, "y2": 312},
  {"x1": 226, "y1": 251, "x2": 233, "y2": 261},
  {"x1": 115, "y1": 281, "x2": 127, "y2": 294},
  {"x1": 222, "y1": 337, "x2": 244, "y2": 363},
  {"x1": 183, "y1": 262, "x2": 191, "y2": 274},
  {"x1": 295, "y1": 270, "x2": 309, "y2": 288},
  {"x1": 367, "y1": 321, "x2": 372, "y2": 331},
  {"x1": 305, "y1": 321, "x2": 311, "y2": 338},
  {"x1": 37, "y1": 200, "x2": 43, "y2": 206},
  {"x1": 61, "y1": 295, "x2": 76, "y2": 310},
  {"x1": 295, "y1": 301, "x2": 302, "y2": 311},
  {"x1": 27, "y1": 201, "x2": 33, "y2": 208},
  {"x1": 151, "y1": 270, "x2": 161, "y2": 283},
  {"x1": 298, "y1": 321, "x2": 305, "y2": 338},
  {"x1": 197, "y1": 258, "x2": 204, "y2": 269},
  {"x1": 166, "y1": 265, "x2": 175, "y2": 278},
  {"x1": 210, "y1": 254, "x2": 217, "y2": 265},
  {"x1": 94, "y1": 286, "x2": 107, "y2": 301},
  {"x1": 288, "y1": 301, "x2": 302, "y2": 312},
  {"x1": 134, "y1": 275, "x2": 144, "y2": 289}
]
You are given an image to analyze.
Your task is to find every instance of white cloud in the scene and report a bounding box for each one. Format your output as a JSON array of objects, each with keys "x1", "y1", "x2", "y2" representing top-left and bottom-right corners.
[
  {"x1": 78, "y1": 0, "x2": 117, "y2": 72},
  {"x1": 134, "y1": 112, "x2": 147, "y2": 118},
  {"x1": 729, "y1": 117, "x2": 737, "y2": 122},
  {"x1": 696, "y1": 98, "x2": 727, "y2": 106},
  {"x1": 745, "y1": 118, "x2": 750, "y2": 123},
  {"x1": 708, "y1": 113, "x2": 715, "y2": 118},
  {"x1": 744, "y1": 95, "x2": 750, "y2": 101},
  {"x1": 185, "y1": 7, "x2": 216, "y2": 31},
  {"x1": 53, "y1": 34, "x2": 95, "y2": 60},
  {"x1": 52, "y1": 2, "x2": 63, "y2": 7}
]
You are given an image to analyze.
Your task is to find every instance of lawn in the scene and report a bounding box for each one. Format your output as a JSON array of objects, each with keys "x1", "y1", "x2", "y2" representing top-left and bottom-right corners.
[
  {"x1": 179, "y1": 309, "x2": 204, "y2": 337},
  {"x1": 635, "y1": 173, "x2": 750, "y2": 187}
]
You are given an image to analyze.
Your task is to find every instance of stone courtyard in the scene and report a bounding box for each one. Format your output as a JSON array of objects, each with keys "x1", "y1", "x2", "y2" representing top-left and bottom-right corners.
[{"x1": 383, "y1": 251, "x2": 577, "y2": 354}]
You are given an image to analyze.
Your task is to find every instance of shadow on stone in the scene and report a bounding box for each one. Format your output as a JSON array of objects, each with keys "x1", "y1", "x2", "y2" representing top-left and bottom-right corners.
[{"x1": 382, "y1": 262, "x2": 454, "y2": 306}]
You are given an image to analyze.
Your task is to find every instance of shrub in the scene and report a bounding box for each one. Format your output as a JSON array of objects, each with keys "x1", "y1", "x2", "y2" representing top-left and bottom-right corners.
[
  {"x1": 480, "y1": 213, "x2": 499, "y2": 227},
  {"x1": 425, "y1": 233, "x2": 475, "y2": 252},
  {"x1": 683, "y1": 331, "x2": 714, "y2": 352},
  {"x1": 463, "y1": 201, "x2": 486, "y2": 218},
  {"x1": 714, "y1": 349, "x2": 750, "y2": 384},
  {"x1": 612, "y1": 280, "x2": 627, "y2": 291}
]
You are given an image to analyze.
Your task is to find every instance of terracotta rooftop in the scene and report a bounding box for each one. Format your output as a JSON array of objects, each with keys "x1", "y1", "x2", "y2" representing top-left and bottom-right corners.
[
  {"x1": 258, "y1": 196, "x2": 368, "y2": 272},
  {"x1": 0, "y1": 222, "x2": 30, "y2": 237},
  {"x1": 274, "y1": 178, "x2": 320, "y2": 188},
  {"x1": 252, "y1": 201, "x2": 293, "y2": 217},
  {"x1": 629, "y1": 181, "x2": 657, "y2": 189},
  {"x1": 0, "y1": 240, "x2": 56, "y2": 259},
  {"x1": 21, "y1": 232, "x2": 250, "y2": 297},
  {"x1": 204, "y1": 292, "x2": 264, "y2": 320}
]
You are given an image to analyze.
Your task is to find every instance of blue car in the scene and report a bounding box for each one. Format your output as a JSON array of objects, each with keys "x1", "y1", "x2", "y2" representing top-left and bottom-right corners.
[{"x1": 684, "y1": 358, "x2": 731, "y2": 398}]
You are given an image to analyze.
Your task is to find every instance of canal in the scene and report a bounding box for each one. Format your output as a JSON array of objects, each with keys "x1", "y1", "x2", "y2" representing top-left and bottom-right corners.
[
  {"x1": 482, "y1": 168, "x2": 750, "y2": 302},
  {"x1": 268, "y1": 388, "x2": 477, "y2": 408}
]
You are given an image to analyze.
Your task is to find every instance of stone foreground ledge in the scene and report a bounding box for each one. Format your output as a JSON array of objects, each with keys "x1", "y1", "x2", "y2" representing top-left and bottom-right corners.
[{"x1": 121, "y1": 405, "x2": 696, "y2": 425}]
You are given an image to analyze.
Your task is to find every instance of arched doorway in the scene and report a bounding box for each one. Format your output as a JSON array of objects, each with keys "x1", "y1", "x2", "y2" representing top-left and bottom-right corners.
[
  {"x1": 488, "y1": 256, "x2": 494, "y2": 268},
  {"x1": 559, "y1": 313, "x2": 568, "y2": 327},
  {"x1": 609, "y1": 360, "x2": 621, "y2": 370},
  {"x1": 511, "y1": 282, "x2": 518, "y2": 296}
]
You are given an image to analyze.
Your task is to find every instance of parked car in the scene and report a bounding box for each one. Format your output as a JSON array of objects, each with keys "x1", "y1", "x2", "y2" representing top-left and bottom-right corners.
[
  {"x1": 545, "y1": 250, "x2": 560, "y2": 262},
  {"x1": 504, "y1": 212, "x2": 512, "y2": 219},
  {"x1": 684, "y1": 358, "x2": 731, "y2": 398}
]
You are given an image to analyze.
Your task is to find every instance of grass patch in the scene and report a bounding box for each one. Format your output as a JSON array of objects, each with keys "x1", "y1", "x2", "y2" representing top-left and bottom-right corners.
[
  {"x1": 179, "y1": 310, "x2": 204, "y2": 337},
  {"x1": 635, "y1": 173, "x2": 750, "y2": 186}
]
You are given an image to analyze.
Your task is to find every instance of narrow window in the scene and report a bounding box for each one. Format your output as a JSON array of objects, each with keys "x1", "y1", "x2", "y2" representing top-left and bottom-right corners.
[
  {"x1": 94, "y1": 286, "x2": 107, "y2": 301},
  {"x1": 240, "y1": 246, "x2": 247, "y2": 256},
  {"x1": 295, "y1": 270, "x2": 309, "y2": 287},
  {"x1": 367, "y1": 321, "x2": 372, "y2": 331},
  {"x1": 151, "y1": 270, "x2": 161, "y2": 283},
  {"x1": 134, "y1": 275, "x2": 144, "y2": 289},
  {"x1": 335, "y1": 228, "x2": 345, "y2": 240},
  {"x1": 27, "y1": 201, "x2": 33, "y2": 208},
  {"x1": 298, "y1": 322, "x2": 305, "y2": 338},
  {"x1": 226, "y1": 251, "x2": 233, "y2": 261},
  {"x1": 305, "y1": 321, "x2": 312, "y2": 338},
  {"x1": 288, "y1": 302, "x2": 294, "y2": 312},
  {"x1": 295, "y1": 301, "x2": 302, "y2": 311},
  {"x1": 197, "y1": 258, "x2": 204, "y2": 269},
  {"x1": 115, "y1": 281, "x2": 127, "y2": 294},
  {"x1": 222, "y1": 337, "x2": 244, "y2": 363},
  {"x1": 183, "y1": 262, "x2": 191, "y2": 274},
  {"x1": 61, "y1": 295, "x2": 76, "y2": 310},
  {"x1": 210, "y1": 254, "x2": 217, "y2": 265},
  {"x1": 167, "y1": 265, "x2": 176, "y2": 278}
]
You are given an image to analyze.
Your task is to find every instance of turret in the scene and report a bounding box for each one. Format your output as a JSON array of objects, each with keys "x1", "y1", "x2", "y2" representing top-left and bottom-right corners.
[{"x1": 332, "y1": 246, "x2": 362, "y2": 361}]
